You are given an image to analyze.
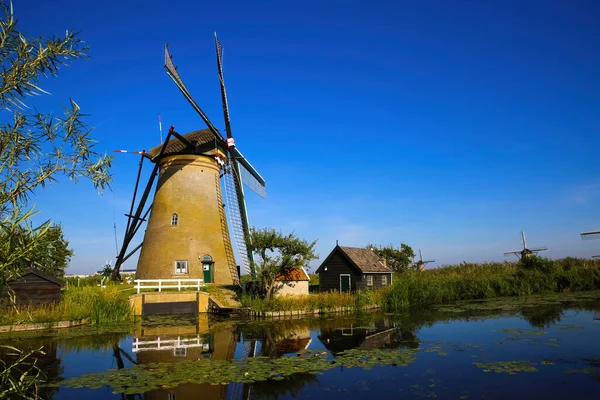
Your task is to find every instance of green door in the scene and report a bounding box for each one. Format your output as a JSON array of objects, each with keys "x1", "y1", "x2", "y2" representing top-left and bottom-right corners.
[
  {"x1": 340, "y1": 275, "x2": 351, "y2": 292},
  {"x1": 203, "y1": 264, "x2": 212, "y2": 283},
  {"x1": 202, "y1": 255, "x2": 213, "y2": 284}
]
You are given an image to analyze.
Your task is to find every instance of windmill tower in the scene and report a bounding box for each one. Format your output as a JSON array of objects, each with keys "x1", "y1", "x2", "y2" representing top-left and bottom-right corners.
[
  {"x1": 504, "y1": 231, "x2": 547, "y2": 260},
  {"x1": 111, "y1": 34, "x2": 266, "y2": 285},
  {"x1": 415, "y1": 249, "x2": 434, "y2": 271},
  {"x1": 579, "y1": 230, "x2": 600, "y2": 259}
]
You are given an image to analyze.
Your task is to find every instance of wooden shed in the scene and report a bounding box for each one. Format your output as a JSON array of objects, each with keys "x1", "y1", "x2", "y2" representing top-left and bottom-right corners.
[
  {"x1": 2, "y1": 267, "x2": 64, "y2": 306},
  {"x1": 315, "y1": 245, "x2": 393, "y2": 293}
]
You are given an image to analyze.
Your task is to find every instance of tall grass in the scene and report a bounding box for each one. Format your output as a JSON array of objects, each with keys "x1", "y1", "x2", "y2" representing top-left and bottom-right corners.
[
  {"x1": 241, "y1": 289, "x2": 383, "y2": 313},
  {"x1": 380, "y1": 257, "x2": 600, "y2": 311},
  {"x1": 0, "y1": 285, "x2": 132, "y2": 326}
]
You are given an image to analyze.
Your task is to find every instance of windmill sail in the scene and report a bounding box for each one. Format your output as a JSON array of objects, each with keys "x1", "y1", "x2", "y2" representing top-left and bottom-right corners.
[
  {"x1": 164, "y1": 44, "x2": 223, "y2": 140},
  {"x1": 215, "y1": 33, "x2": 232, "y2": 139},
  {"x1": 222, "y1": 161, "x2": 252, "y2": 275},
  {"x1": 581, "y1": 230, "x2": 600, "y2": 240}
]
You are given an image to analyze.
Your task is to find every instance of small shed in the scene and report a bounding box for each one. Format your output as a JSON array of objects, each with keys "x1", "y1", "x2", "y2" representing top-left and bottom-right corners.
[
  {"x1": 273, "y1": 267, "x2": 310, "y2": 297},
  {"x1": 315, "y1": 245, "x2": 393, "y2": 292},
  {"x1": 2, "y1": 267, "x2": 64, "y2": 306}
]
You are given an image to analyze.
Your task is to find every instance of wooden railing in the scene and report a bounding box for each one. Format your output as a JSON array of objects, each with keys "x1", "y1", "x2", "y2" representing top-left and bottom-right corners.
[{"x1": 134, "y1": 279, "x2": 204, "y2": 294}]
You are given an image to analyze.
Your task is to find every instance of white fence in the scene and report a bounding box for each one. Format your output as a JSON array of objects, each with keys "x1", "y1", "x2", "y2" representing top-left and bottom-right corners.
[
  {"x1": 132, "y1": 335, "x2": 209, "y2": 353},
  {"x1": 134, "y1": 279, "x2": 204, "y2": 294}
]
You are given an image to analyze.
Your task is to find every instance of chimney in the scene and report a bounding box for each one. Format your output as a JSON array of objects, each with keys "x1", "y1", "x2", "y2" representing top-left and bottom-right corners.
[{"x1": 382, "y1": 258, "x2": 387, "y2": 267}]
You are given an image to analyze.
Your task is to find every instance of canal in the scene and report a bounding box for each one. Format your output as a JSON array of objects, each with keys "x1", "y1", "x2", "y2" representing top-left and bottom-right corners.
[{"x1": 2, "y1": 291, "x2": 600, "y2": 399}]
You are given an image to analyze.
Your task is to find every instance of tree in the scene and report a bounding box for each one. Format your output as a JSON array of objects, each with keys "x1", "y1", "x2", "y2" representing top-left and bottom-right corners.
[
  {"x1": 248, "y1": 227, "x2": 318, "y2": 300},
  {"x1": 0, "y1": 2, "x2": 112, "y2": 290},
  {"x1": 2, "y1": 223, "x2": 72, "y2": 279},
  {"x1": 367, "y1": 243, "x2": 415, "y2": 273},
  {"x1": 30, "y1": 225, "x2": 73, "y2": 278}
]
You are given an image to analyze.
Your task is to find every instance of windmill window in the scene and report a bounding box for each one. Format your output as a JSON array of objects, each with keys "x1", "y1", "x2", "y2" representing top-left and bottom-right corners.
[
  {"x1": 171, "y1": 213, "x2": 179, "y2": 226},
  {"x1": 366, "y1": 275, "x2": 373, "y2": 286},
  {"x1": 175, "y1": 260, "x2": 188, "y2": 274},
  {"x1": 382, "y1": 275, "x2": 388, "y2": 286}
]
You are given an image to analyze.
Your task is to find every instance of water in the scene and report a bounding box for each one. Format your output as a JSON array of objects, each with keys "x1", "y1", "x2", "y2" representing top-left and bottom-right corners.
[{"x1": 2, "y1": 292, "x2": 600, "y2": 399}]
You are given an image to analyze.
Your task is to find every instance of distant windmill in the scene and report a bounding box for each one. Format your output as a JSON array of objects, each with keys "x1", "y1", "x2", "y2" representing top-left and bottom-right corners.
[
  {"x1": 504, "y1": 231, "x2": 547, "y2": 260},
  {"x1": 579, "y1": 230, "x2": 600, "y2": 258},
  {"x1": 415, "y1": 249, "x2": 434, "y2": 271}
]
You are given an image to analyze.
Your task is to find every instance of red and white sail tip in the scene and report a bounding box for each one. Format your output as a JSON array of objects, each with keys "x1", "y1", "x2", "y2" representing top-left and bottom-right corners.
[{"x1": 113, "y1": 150, "x2": 146, "y2": 155}]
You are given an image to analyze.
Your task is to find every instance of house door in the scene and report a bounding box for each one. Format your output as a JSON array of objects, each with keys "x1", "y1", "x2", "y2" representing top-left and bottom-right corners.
[{"x1": 340, "y1": 274, "x2": 351, "y2": 292}]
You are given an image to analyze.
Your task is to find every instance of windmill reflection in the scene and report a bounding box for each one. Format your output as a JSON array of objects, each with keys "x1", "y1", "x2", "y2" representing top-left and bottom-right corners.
[{"x1": 133, "y1": 315, "x2": 235, "y2": 400}]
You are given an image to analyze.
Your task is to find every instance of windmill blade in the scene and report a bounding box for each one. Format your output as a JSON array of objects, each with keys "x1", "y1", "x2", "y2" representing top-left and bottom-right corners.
[
  {"x1": 504, "y1": 250, "x2": 522, "y2": 256},
  {"x1": 529, "y1": 246, "x2": 548, "y2": 252},
  {"x1": 581, "y1": 230, "x2": 600, "y2": 240},
  {"x1": 214, "y1": 32, "x2": 233, "y2": 140},
  {"x1": 222, "y1": 162, "x2": 252, "y2": 275},
  {"x1": 423, "y1": 260, "x2": 435, "y2": 264},
  {"x1": 229, "y1": 147, "x2": 266, "y2": 186},
  {"x1": 238, "y1": 160, "x2": 267, "y2": 198},
  {"x1": 164, "y1": 44, "x2": 223, "y2": 141}
]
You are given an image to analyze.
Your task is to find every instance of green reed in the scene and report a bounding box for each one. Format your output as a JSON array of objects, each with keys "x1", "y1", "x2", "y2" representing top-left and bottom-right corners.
[
  {"x1": 0, "y1": 285, "x2": 132, "y2": 326},
  {"x1": 380, "y1": 257, "x2": 600, "y2": 312}
]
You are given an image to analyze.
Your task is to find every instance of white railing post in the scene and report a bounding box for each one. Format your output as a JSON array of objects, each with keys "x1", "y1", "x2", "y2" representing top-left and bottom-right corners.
[{"x1": 131, "y1": 279, "x2": 207, "y2": 293}]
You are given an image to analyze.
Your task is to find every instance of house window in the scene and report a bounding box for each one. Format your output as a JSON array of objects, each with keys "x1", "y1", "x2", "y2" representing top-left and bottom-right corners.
[
  {"x1": 171, "y1": 213, "x2": 179, "y2": 226},
  {"x1": 382, "y1": 275, "x2": 388, "y2": 286},
  {"x1": 168, "y1": 394, "x2": 176, "y2": 400},
  {"x1": 175, "y1": 260, "x2": 188, "y2": 274},
  {"x1": 367, "y1": 275, "x2": 373, "y2": 286},
  {"x1": 174, "y1": 347, "x2": 187, "y2": 357}
]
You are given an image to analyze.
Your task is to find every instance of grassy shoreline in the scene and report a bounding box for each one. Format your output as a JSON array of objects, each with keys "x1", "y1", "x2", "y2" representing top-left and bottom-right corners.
[
  {"x1": 242, "y1": 257, "x2": 600, "y2": 313},
  {"x1": 0, "y1": 286, "x2": 132, "y2": 326}
]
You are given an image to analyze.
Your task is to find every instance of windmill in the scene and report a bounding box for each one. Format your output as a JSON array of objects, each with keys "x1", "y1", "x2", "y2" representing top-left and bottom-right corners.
[
  {"x1": 110, "y1": 34, "x2": 266, "y2": 285},
  {"x1": 504, "y1": 231, "x2": 547, "y2": 260},
  {"x1": 415, "y1": 249, "x2": 434, "y2": 271},
  {"x1": 579, "y1": 230, "x2": 600, "y2": 258}
]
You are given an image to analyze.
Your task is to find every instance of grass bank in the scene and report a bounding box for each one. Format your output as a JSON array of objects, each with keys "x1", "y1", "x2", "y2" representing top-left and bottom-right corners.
[
  {"x1": 380, "y1": 257, "x2": 600, "y2": 311},
  {"x1": 241, "y1": 289, "x2": 383, "y2": 313},
  {"x1": 240, "y1": 257, "x2": 600, "y2": 313},
  {"x1": 0, "y1": 285, "x2": 133, "y2": 326}
]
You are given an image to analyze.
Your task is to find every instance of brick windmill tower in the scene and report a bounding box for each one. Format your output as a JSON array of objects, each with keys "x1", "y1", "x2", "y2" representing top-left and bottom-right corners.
[{"x1": 111, "y1": 34, "x2": 266, "y2": 285}]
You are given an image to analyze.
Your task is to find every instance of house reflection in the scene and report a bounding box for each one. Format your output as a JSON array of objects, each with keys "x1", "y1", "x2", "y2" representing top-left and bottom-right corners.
[{"x1": 318, "y1": 314, "x2": 418, "y2": 353}]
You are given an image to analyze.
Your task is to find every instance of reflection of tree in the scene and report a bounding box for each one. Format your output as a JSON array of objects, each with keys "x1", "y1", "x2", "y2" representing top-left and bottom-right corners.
[
  {"x1": 249, "y1": 373, "x2": 319, "y2": 400},
  {"x1": 521, "y1": 305, "x2": 564, "y2": 329}
]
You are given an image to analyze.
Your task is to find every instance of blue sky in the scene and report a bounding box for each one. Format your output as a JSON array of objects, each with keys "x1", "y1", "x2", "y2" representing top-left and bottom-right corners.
[{"x1": 14, "y1": 0, "x2": 600, "y2": 273}]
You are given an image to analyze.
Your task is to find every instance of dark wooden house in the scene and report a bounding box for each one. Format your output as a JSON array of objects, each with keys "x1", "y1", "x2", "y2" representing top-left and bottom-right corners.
[
  {"x1": 315, "y1": 245, "x2": 393, "y2": 293},
  {"x1": 2, "y1": 268, "x2": 64, "y2": 306}
]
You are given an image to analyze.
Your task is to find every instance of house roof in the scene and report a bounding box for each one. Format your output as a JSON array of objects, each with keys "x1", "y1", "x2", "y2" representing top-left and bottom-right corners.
[
  {"x1": 6, "y1": 267, "x2": 64, "y2": 286},
  {"x1": 275, "y1": 267, "x2": 310, "y2": 282},
  {"x1": 315, "y1": 245, "x2": 393, "y2": 274},
  {"x1": 147, "y1": 129, "x2": 221, "y2": 161}
]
